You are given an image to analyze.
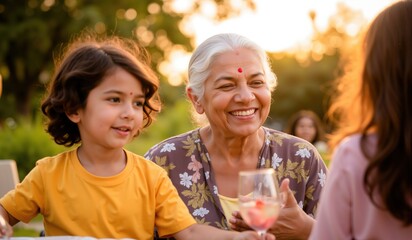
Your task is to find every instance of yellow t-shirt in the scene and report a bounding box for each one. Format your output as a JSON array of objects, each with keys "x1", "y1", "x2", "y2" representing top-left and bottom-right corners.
[
  {"x1": 218, "y1": 194, "x2": 239, "y2": 228},
  {"x1": 0, "y1": 148, "x2": 195, "y2": 240}
]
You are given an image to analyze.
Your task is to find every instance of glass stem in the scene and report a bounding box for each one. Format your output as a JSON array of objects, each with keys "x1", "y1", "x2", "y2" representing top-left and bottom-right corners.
[{"x1": 257, "y1": 230, "x2": 266, "y2": 240}]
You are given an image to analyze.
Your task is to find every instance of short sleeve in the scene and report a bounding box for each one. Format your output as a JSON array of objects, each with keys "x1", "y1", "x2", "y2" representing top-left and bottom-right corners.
[
  {"x1": 154, "y1": 170, "x2": 196, "y2": 237},
  {"x1": 0, "y1": 164, "x2": 45, "y2": 223}
]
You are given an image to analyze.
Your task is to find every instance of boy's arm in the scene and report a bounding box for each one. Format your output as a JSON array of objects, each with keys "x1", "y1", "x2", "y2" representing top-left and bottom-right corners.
[
  {"x1": 172, "y1": 223, "x2": 275, "y2": 240},
  {"x1": 0, "y1": 204, "x2": 19, "y2": 225},
  {"x1": 0, "y1": 205, "x2": 14, "y2": 237}
]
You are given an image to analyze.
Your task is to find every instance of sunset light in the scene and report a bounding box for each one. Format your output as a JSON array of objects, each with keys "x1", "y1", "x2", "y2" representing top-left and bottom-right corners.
[
  {"x1": 162, "y1": 0, "x2": 397, "y2": 86},
  {"x1": 185, "y1": 0, "x2": 397, "y2": 52}
]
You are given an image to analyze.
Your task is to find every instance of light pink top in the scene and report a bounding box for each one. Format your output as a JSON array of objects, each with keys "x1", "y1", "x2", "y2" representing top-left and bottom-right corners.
[{"x1": 309, "y1": 134, "x2": 412, "y2": 240}]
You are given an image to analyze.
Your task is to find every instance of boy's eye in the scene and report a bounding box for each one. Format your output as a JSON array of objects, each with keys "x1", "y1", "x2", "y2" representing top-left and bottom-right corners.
[
  {"x1": 109, "y1": 97, "x2": 120, "y2": 103},
  {"x1": 134, "y1": 100, "x2": 144, "y2": 107}
]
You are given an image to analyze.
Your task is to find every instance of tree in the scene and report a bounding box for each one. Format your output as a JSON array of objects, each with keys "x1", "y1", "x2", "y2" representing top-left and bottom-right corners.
[
  {"x1": 266, "y1": 3, "x2": 367, "y2": 130},
  {"x1": 0, "y1": 0, "x2": 256, "y2": 121}
]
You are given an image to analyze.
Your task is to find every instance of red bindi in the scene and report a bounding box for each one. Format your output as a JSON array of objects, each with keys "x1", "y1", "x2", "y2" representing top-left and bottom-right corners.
[{"x1": 237, "y1": 67, "x2": 243, "y2": 73}]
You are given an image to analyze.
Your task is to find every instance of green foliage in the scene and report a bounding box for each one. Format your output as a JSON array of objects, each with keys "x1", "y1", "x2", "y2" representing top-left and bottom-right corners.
[
  {"x1": 12, "y1": 227, "x2": 40, "y2": 237},
  {"x1": 268, "y1": 54, "x2": 340, "y2": 129},
  {"x1": 126, "y1": 98, "x2": 196, "y2": 155},
  {"x1": 13, "y1": 213, "x2": 43, "y2": 236},
  {"x1": 0, "y1": 0, "x2": 247, "y2": 119},
  {"x1": 0, "y1": 118, "x2": 65, "y2": 181}
]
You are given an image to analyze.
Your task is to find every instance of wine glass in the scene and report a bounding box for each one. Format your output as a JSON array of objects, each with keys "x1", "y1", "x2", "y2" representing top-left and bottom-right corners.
[{"x1": 238, "y1": 168, "x2": 281, "y2": 239}]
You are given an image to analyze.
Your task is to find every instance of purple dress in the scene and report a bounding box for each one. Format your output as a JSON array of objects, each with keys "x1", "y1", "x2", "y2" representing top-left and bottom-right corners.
[{"x1": 145, "y1": 127, "x2": 327, "y2": 231}]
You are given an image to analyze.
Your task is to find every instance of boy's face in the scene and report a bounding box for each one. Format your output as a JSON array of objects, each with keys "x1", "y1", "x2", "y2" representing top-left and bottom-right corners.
[{"x1": 68, "y1": 67, "x2": 145, "y2": 149}]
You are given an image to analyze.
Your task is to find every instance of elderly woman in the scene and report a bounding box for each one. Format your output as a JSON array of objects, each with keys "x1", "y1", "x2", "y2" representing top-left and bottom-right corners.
[{"x1": 145, "y1": 33, "x2": 327, "y2": 240}]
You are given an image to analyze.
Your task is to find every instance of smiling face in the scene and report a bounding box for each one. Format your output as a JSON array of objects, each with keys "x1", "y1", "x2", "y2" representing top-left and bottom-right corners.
[
  {"x1": 67, "y1": 67, "x2": 145, "y2": 149},
  {"x1": 190, "y1": 48, "x2": 271, "y2": 137}
]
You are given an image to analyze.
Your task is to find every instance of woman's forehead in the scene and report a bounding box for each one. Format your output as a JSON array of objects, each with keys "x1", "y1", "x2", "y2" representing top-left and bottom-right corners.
[{"x1": 210, "y1": 49, "x2": 262, "y2": 73}]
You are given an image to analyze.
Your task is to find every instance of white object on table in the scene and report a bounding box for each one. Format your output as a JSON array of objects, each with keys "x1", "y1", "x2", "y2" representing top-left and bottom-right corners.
[{"x1": 0, "y1": 160, "x2": 20, "y2": 197}]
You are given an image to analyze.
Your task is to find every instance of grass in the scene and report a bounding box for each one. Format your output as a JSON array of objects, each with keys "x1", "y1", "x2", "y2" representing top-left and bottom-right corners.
[
  {"x1": 13, "y1": 228, "x2": 40, "y2": 237},
  {"x1": 13, "y1": 215, "x2": 42, "y2": 237}
]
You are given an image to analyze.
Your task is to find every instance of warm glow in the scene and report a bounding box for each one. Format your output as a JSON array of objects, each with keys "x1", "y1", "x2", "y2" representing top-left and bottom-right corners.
[
  {"x1": 186, "y1": 0, "x2": 397, "y2": 52},
  {"x1": 159, "y1": 47, "x2": 190, "y2": 86},
  {"x1": 164, "y1": 0, "x2": 397, "y2": 86},
  {"x1": 125, "y1": 8, "x2": 137, "y2": 21},
  {"x1": 0, "y1": 74, "x2": 2, "y2": 97}
]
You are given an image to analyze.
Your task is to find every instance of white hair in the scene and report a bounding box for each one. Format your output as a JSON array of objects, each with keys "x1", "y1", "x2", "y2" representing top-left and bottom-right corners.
[{"x1": 187, "y1": 33, "x2": 277, "y2": 101}]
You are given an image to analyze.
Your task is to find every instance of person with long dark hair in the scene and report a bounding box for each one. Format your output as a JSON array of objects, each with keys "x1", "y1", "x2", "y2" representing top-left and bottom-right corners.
[{"x1": 309, "y1": 1, "x2": 412, "y2": 239}]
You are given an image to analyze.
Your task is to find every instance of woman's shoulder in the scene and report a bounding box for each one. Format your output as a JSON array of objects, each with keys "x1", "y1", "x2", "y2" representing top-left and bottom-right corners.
[
  {"x1": 263, "y1": 126, "x2": 316, "y2": 146},
  {"x1": 335, "y1": 134, "x2": 376, "y2": 155},
  {"x1": 331, "y1": 134, "x2": 377, "y2": 169}
]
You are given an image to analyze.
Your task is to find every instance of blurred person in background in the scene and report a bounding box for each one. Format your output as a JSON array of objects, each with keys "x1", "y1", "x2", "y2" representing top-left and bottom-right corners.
[
  {"x1": 285, "y1": 110, "x2": 329, "y2": 162},
  {"x1": 309, "y1": 1, "x2": 412, "y2": 239}
]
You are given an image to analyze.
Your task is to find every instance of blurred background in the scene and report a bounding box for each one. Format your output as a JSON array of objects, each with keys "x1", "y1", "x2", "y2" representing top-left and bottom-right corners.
[{"x1": 0, "y1": 0, "x2": 396, "y2": 180}]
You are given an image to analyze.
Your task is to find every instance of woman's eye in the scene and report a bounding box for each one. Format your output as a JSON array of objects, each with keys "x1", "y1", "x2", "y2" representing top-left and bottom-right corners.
[
  {"x1": 217, "y1": 84, "x2": 235, "y2": 90},
  {"x1": 250, "y1": 80, "x2": 265, "y2": 87}
]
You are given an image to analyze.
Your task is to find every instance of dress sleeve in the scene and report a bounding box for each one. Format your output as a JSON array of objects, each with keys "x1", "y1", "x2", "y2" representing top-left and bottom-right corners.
[{"x1": 304, "y1": 147, "x2": 328, "y2": 217}]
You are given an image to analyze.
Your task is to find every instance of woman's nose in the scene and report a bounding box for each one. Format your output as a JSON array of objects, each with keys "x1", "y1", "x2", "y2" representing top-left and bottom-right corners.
[{"x1": 235, "y1": 84, "x2": 255, "y2": 102}]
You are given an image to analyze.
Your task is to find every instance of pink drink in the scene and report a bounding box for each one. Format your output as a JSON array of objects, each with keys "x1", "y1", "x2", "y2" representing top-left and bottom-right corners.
[{"x1": 239, "y1": 199, "x2": 280, "y2": 232}]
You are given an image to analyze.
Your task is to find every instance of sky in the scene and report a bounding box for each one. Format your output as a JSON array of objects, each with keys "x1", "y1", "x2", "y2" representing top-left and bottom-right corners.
[
  {"x1": 185, "y1": 0, "x2": 397, "y2": 52},
  {"x1": 163, "y1": 0, "x2": 398, "y2": 85}
]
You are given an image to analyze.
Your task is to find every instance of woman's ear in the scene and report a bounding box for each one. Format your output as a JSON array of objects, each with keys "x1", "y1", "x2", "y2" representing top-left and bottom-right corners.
[
  {"x1": 66, "y1": 111, "x2": 81, "y2": 123},
  {"x1": 186, "y1": 88, "x2": 204, "y2": 114}
]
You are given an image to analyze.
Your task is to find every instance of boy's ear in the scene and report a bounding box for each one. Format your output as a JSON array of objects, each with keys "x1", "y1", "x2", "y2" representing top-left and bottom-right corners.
[
  {"x1": 186, "y1": 88, "x2": 204, "y2": 114},
  {"x1": 66, "y1": 111, "x2": 80, "y2": 123}
]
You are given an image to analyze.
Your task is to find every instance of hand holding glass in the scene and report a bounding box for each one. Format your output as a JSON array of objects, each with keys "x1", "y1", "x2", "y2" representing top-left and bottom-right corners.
[{"x1": 238, "y1": 169, "x2": 280, "y2": 238}]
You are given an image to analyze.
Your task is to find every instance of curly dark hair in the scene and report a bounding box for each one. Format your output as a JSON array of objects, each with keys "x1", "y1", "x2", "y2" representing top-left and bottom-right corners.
[{"x1": 41, "y1": 34, "x2": 161, "y2": 147}]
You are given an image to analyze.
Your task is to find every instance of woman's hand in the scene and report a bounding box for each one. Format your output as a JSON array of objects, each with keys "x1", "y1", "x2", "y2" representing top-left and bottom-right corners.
[
  {"x1": 271, "y1": 178, "x2": 314, "y2": 240},
  {"x1": 229, "y1": 178, "x2": 314, "y2": 240},
  {"x1": 229, "y1": 210, "x2": 253, "y2": 232}
]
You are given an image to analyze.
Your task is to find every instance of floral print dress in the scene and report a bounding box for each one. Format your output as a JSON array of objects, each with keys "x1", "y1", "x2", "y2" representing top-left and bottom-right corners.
[{"x1": 144, "y1": 127, "x2": 327, "y2": 232}]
